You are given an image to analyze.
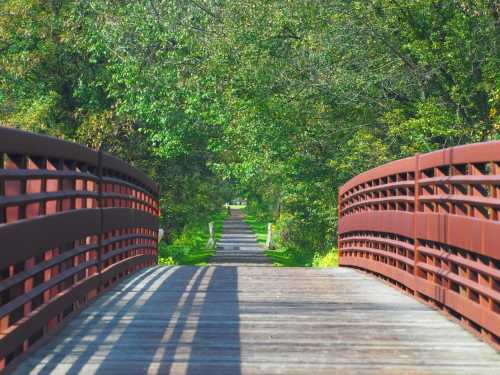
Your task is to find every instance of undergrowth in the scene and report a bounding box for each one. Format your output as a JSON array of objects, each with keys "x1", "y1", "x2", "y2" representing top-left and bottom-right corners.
[
  {"x1": 158, "y1": 210, "x2": 227, "y2": 266},
  {"x1": 243, "y1": 208, "x2": 338, "y2": 267}
]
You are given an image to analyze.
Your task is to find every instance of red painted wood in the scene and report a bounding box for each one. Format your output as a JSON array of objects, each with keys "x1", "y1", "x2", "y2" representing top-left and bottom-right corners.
[
  {"x1": 339, "y1": 140, "x2": 500, "y2": 348},
  {"x1": 0, "y1": 127, "x2": 159, "y2": 369}
]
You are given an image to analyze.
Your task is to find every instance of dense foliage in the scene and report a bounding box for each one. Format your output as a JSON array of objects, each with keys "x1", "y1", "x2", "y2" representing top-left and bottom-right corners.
[{"x1": 1, "y1": 1, "x2": 498, "y2": 253}]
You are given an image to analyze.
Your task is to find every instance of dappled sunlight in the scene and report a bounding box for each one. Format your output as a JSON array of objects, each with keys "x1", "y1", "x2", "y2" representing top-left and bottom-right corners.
[
  {"x1": 14, "y1": 266, "x2": 243, "y2": 375},
  {"x1": 2, "y1": 1, "x2": 499, "y2": 373},
  {"x1": 24, "y1": 267, "x2": 165, "y2": 374},
  {"x1": 11, "y1": 265, "x2": 500, "y2": 374},
  {"x1": 145, "y1": 267, "x2": 211, "y2": 374}
]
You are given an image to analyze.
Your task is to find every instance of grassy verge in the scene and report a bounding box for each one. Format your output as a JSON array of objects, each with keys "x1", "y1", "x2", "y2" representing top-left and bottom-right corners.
[
  {"x1": 158, "y1": 210, "x2": 227, "y2": 266},
  {"x1": 242, "y1": 213, "x2": 269, "y2": 244},
  {"x1": 243, "y1": 208, "x2": 338, "y2": 267},
  {"x1": 229, "y1": 204, "x2": 246, "y2": 210}
]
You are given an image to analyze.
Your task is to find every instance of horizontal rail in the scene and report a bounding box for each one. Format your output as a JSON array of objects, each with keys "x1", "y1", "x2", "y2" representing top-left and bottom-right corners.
[
  {"x1": 0, "y1": 209, "x2": 101, "y2": 268},
  {"x1": 0, "y1": 126, "x2": 160, "y2": 371},
  {"x1": 338, "y1": 140, "x2": 500, "y2": 349},
  {"x1": 0, "y1": 128, "x2": 97, "y2": 165},
  {"x1": 0, "y1": 254, "x2": 155, "y2": 357}
]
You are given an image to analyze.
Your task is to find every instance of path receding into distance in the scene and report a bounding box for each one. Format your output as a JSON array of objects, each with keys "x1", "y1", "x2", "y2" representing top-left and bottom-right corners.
[
  {"x1": 209, "y1": 209, "x2": 270, "y2": 265},
  {"x1": 11, "y1": 209, "x2": 500, "y2": 374}
]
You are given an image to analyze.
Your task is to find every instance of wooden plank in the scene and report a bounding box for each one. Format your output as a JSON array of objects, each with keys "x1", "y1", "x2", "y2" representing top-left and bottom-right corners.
[
  {"x1": 8, "y1": 209, "x2": 500, "y2": 374},
  {"x1": 9, "y1": 265, "x2": 500, "y2": 375}
]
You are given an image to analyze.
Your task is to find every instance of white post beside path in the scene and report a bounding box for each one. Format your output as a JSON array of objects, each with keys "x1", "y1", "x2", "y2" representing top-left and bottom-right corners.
[
  {"x1": 207, "y1": 222, "x2": 216, "y2": 249},
  {"x1": 266, "y1": 223, "x2": 274, "y2": 249}
]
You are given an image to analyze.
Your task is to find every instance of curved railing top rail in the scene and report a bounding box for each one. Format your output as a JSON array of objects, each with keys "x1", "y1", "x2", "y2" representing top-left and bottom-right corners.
[
  {"x1": 338, "y1": 140, "x2": 500, "y2": 349},
  {"x1": 0, "y1": 127, "x2": 158, "y2": 196},
  {"x1": 339, "y1": 156, "x2": 415, "y2": 196},
  {"x1": 0, "y1": 127, "x2": 97, "y2": 165},
  {"x1": 101, "y1": 152, "x2": 159, "y2": 196},
  {"x1": 340, "y1": 141, "x2": 500, "y2": 196},
  {"x1": 0, "y1": 126, "x2": 159, "y2": 371}
]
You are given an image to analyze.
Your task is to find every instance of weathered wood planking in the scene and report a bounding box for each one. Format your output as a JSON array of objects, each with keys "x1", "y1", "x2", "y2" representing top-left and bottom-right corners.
[
  {"x1": 9, "y1": 210, "x2": 500, "y2": 374},
  {"x1": 10, "y1": 266, "x2": 500, "y2": 375}
]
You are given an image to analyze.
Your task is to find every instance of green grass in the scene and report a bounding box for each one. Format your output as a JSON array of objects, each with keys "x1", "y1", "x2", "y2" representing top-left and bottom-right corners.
[
  {"x1": 242, "y1": 214, "x2": 269, "y2": 244},
  {"x1": 266, "y1": 247, "x2": 315, "y2": 267},
  {"x1": 267, "y1": 244, "x2": 339, "y2": 268},
  {"x1": 243, "y1": 208, "x2": 338, "y2": 267},
  {"x1": 312, "y1": 248, "x2": 339, "y2": 268},
  {"x1": 229, "y1": 204, "x2": 246, "y2": 210},
  {"x1": 158, "y1": 210, "x2": 227, "y2": 266}
]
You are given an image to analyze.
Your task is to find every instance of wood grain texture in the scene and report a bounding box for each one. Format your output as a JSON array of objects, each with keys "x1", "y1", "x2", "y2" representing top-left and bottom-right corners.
[
  {"x1": 10, "y1": 265, "x2": 500, "y2": 375},
  {"x1": 10, "y1": 211, "x2": 500, "y2": 374}
]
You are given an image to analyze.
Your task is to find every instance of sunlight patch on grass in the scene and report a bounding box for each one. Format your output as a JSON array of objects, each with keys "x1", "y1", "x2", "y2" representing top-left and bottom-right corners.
[
  {"x1": 229, "y1": 204, "x2": 246, "y2": 210},
  {"x1": 266, "y1": 247, "x2": 339, "y2": 268},
  {"x1": 312, "y1": 248, "x2": 339, "y2": 267}
]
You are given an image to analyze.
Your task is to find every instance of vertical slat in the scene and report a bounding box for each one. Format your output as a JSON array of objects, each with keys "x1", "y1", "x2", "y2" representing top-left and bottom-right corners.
[
  {"x1": 97, "y1": 148, "x2": 104, "y2": 277},
  {"x1": 492, "y1": 161, "x2": 498, "y2": 221},
  {"x1": 414, "y1": 153, "x2": 420, "y2": 281},
  {"x1": 0, "y1": 153, "x2": 5, "y2": 225},
  {"x1": 338, "y1": 190, "x2": 342, "y2": 261}
]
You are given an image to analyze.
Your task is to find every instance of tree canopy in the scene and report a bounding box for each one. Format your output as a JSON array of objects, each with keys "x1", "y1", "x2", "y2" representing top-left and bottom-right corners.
[{"x1": 1, "y1": 0, "x2": 498, "y2": 252}]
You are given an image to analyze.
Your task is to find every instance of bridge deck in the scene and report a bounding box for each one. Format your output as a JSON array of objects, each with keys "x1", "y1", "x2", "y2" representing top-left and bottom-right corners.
[{"x1": 10, "y1": 213, "x2": 500, "y2": 374}]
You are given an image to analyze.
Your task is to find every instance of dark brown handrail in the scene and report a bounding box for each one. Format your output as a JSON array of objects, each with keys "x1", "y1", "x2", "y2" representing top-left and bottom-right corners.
[
  {"x1": 338, "y1": 140, "x2": 500, "y2": 349},
  {"x1": 0, "y1": 126, "x2": 160, "y2": 370}
]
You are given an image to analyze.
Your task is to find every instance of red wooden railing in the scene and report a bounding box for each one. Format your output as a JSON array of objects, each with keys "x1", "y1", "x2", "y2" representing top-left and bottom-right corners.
[
  {"x1": 338, "y1": 141, "x2": 500, "y2": 348},
  {"x1": 0, "y1": 127, "x2": 160, "y2": 370}
]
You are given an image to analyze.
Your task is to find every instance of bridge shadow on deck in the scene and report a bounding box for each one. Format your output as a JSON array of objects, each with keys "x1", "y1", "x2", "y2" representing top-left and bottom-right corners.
[{"x1": 12, "y1": 266, "x2": 241, "y2": 375}]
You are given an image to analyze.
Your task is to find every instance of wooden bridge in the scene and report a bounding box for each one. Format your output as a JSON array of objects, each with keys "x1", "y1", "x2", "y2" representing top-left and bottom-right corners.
[{"x1": 0, "y1": 128, "x2": 499, "y2": 374}]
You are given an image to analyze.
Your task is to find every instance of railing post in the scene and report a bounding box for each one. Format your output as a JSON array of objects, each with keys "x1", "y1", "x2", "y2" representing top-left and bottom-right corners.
[
  {"x1": 156, "y1": 183, "x2": 161, "y2": 265},
  {"x1": 338, "y1": 190, "x2": 342, "y2": 260},
  {"x1": 413, "y1": 153, "x2": 420, "y2": 283},
  {"x1": 97, "y1": 148, "x2": 103, "y2": 283}
]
